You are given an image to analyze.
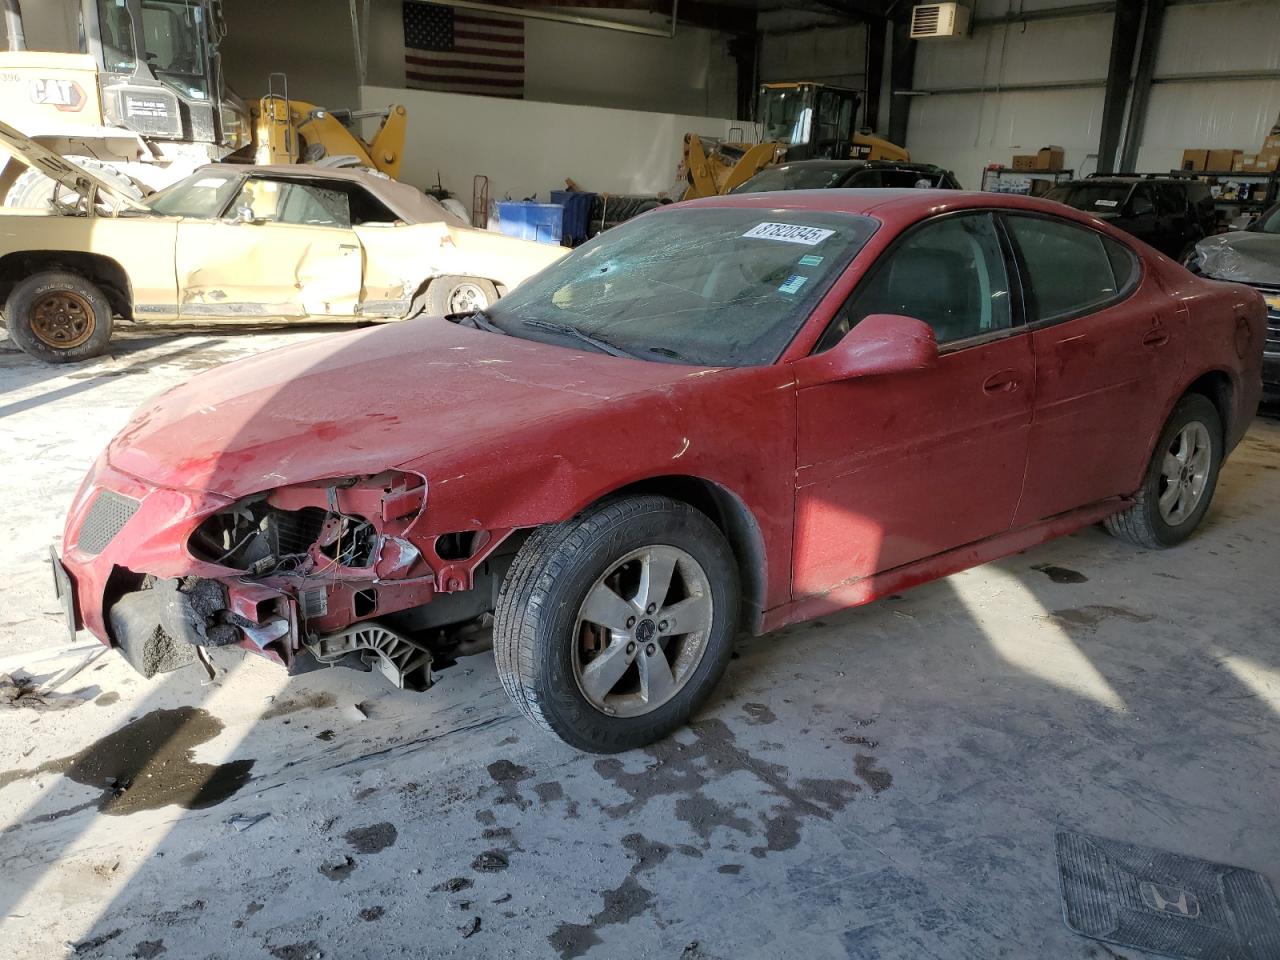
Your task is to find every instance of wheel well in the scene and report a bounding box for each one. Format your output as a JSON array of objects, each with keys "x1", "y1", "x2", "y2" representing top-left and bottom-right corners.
[
  {"x1": 605, "y1": 475, "x2": 768, "y2": 634},
  {"x1": 0, "y1": 251, "x2": 134, "y2": 320},
  {"x1": 1183, "y1": 370, "x2": 1232, "y2": 439}
]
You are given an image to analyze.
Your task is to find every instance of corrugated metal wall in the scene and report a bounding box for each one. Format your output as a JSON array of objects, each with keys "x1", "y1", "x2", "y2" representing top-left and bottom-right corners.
[{"x1": 904, "y1": 0, "x2": 1280, "y2": 187}]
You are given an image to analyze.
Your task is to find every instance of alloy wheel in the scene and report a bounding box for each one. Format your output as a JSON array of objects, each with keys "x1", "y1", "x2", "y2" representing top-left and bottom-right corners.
[
  {"x1": 572, "y1": 545, "x2": 714, "y2": 718},
  {"x1": 448, "y1": 282, "x2": 489, "y2": 314},
  {"x1": 1157, "y1": 420, "x2": 1212, "y2": 526}
]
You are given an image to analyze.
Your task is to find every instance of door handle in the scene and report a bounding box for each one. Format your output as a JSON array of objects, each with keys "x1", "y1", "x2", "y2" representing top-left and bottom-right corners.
[
  {"x1": 1142, "y1": 327, "x2": 1170, "y2": 347},
  {"x1": 982, "y1": 370, "x2": 1021, "y2": 394}
]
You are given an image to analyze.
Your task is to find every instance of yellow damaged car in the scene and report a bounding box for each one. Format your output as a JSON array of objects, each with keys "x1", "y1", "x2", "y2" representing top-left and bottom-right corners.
[{"x1": 0, "y1": 123, "x2": 566, "y2": 363}]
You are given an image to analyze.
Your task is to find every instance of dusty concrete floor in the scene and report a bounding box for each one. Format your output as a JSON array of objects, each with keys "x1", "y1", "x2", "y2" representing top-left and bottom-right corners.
[{"x1": 1, "y1": 325, "x2": 1278, "y2": 960}]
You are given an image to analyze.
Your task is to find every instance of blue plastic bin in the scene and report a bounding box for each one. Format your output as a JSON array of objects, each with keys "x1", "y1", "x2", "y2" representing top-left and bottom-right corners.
[
  {"x1": 550, "y1": 190, "x2": 596, "y2": 246},
  {"x1": 496, "y1": 201, "x2": 564, "y2": 245}
]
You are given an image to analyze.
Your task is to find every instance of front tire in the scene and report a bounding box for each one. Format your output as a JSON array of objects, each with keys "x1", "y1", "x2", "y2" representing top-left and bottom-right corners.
[
  {"x1": 1104, "y1": 393, "x2": 1223, "y2": 548},
  {"x1": 4, "y1": 271, "x2": 114, "y2": 363},
  {"x1": 494, "y1": 496, "x2": 739, "y2": 753}
]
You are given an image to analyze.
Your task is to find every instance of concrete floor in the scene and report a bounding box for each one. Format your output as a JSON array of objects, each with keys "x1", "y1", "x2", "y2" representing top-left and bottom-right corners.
[{"x1": 1, "y1": 325, "x2": 1277, "y2": 960}]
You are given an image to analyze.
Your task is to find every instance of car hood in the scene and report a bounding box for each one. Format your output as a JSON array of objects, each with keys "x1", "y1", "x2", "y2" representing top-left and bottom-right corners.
[
  {"x1": 1194, "y1": 231, "x2": 1280, "y2": 285},
  {"x1": 107, "y1": 319, "x2": 702, "y2": 499},
  {"x1": 0, "y1": 117, "x2": 147, "y2": 214}
]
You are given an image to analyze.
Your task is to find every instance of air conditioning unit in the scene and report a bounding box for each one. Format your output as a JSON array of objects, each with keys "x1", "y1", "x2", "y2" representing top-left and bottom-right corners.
[{"x1": 910, "y1": 2, "x2": 971, "y2": 38}]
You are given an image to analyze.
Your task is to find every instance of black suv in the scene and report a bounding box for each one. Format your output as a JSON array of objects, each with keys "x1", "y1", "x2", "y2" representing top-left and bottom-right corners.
[
  {"x1": 1044, "y1": 176, "x2": 1216, "y2": 258},
  {"x1": 732, "y1": 159, "x2": 962, "y2": 194}
]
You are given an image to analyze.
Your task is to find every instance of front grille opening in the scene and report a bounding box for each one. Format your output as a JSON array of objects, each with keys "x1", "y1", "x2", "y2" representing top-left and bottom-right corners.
[
  {"x1": 190, "y1": 501, "x2": 328, "y2": 571},
  {"x1": 77, "y1": 490, "x2": 141, "y2": 555}
]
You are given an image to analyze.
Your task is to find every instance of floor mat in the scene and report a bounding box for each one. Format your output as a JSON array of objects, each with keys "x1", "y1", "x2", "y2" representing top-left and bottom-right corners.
[{"x1": 1055, "y1": 830, "x2": 1280, "y2": 959}]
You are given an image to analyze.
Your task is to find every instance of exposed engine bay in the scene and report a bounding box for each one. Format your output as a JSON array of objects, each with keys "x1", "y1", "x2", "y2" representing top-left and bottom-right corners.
[{"x1": 102, "y1": 471, "x2": 519, "y2": 691}]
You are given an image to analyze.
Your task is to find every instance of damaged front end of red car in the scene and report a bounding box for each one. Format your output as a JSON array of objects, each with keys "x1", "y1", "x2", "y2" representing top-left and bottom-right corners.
[{"x1": 57, "y1": 462, "x2": 519, "y2": 690}]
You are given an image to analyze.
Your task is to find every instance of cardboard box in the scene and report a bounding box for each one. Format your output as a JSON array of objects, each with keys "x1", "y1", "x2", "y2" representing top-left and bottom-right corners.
[
  {"x1": 1263, "y1": 134, "x2": 1280, "y2": 152},
  {"x1": 1181, "y1": 149, "x2": 1209, "y2": 171},
  {"x1": 1235, "y1": 153, "x2": 1254, "y2": 171},
  {"x1": 1035, "y1": 145, "x2": 1065, "y2": 170},
  {"x1": 1012, "y1": 154, "x2": 1037, "y2": 170},
  {"x1": 1206, "y1": 149, "x2": 1242, "y2": 171},
  {"x1": 1254, "y1": 151, "x2": 1280, "y2": 172}
]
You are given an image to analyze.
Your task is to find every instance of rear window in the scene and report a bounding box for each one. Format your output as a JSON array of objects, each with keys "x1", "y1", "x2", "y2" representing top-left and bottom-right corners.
[
  {"x1": 1045, "y1": 183, "x2": 1131, "y2": 213},
  {"x1": 733, "y1": 165, "x2": 851, "y2": 194}
]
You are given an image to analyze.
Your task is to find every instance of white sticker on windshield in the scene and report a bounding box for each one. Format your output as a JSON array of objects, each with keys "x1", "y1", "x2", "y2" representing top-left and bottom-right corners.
[
  {"x1": 743, "y1": 222, "x2": 835, "y2": 245},
  {"x1": 1094, "y1": 199, "x2": 1119, "y2": 208},
  {"x1": 193, "y1": 177, "x2": 230, "y2": 188},
  {"x1": 778, "y1": 275, "x2": 808, "y2": 295}
]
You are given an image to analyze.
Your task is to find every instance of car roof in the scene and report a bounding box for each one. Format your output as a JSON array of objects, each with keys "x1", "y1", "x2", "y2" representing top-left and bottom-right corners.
[
  {"x1": 188, "y1": 163, "x2": 467, "y2": 226},
  {"x1": 674, "y1": 188, "x2": 1132, "y2": 233}
]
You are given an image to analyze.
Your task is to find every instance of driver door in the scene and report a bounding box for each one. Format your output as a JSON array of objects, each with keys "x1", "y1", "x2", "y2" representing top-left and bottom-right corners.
[
  {"x1": 792, "y1": 212, "x2": 1034, "y2": 599},
  {"x1": 176, "y1": 177, "x2": 363, "y2": 319}
]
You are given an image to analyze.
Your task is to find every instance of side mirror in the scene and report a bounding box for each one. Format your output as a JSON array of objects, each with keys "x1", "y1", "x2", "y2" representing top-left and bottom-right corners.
[
  {"x1": 1127, "y1": 197, "x2": 1154, "y2": 218},
  {"x1": 794, "y1": 313, "x2": 938, "y2": 387},
  {"x1": 232, "y1": 203, "x2": 256, "y2": 224}
]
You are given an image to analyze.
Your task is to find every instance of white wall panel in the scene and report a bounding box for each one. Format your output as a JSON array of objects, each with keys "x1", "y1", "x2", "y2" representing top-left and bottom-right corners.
[
  {"x1": 907, "y1": 87, "x2": 1104, "y2": 187},
  {"x1": 1155, "y1": 0, "x2": 1280, "y2": 76},
  {"x1": 914, "y1": 15, "x2": 1111, "y2": 89},
  {"x1": 1134, "y1": 78, "x2": 1280, "y2": 172},
  {"x1": 759, "y1": 23, "x2": 868, "y2": 89},
  {"x1": 362, "y1": 83, "x2": 746, "y2": 203}
]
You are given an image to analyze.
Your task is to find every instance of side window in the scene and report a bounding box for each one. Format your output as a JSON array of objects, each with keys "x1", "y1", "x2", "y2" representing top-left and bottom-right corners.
[
  {"x1": 275, "y1": 183, "x2": 352, "y2": 228},
  {"x1": 1103, "y1": 236, "x2": 1138, "y2": 291},
  {"x1": 1130, "y1": 186, "x2": 1156, "y2": 216},
  {"x1": 818, "y1": 213, "x2": 1012, "y2": 351},
  {"x1": 1007, "y1": 216, "x2": 1131, "y2": 322}
]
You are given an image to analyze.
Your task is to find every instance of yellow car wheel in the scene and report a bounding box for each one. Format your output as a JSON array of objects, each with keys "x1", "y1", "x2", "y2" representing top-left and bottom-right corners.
[
  {"x1": 5, "y1": 271, "x2": 113, "y2": 363},
  {"x1": 425, "y1": 275, "x2": 499, "y2": 317}
]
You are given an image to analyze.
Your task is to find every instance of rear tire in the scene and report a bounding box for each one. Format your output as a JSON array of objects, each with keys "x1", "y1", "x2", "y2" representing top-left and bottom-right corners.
[
  {"x1": 4, "y1": 270, "x2": 114, "y2": 363},
  {"x1": 4, "y1": 157, "x2": 144, "y2": 212},
  {"x1": 493, "y1": 495, "x2": 739, "y2": 753},
  {"x1": 1104, "y1": 393, "x2": 1222, "y2": 548},
  {"x1": 425, "y1": 275, "x2": 499, "y2": 316}
]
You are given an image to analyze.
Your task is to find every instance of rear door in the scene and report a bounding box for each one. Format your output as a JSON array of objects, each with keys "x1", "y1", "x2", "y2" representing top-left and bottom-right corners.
[
  {"x1": 1005, "y1": 213, "x2": 1186, "y2": 525},
  {"x1": 177, "y1": 177, "x2": 362, "y2": 319}
]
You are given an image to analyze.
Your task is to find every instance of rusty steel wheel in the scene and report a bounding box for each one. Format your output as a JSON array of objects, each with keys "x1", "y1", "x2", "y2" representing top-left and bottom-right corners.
[
  {"x1": 5, "y1": 270, "x2": 114, "y2": 363},
  {"x1": 30, "y1": 290, "x2": 96, "y2": 349}
]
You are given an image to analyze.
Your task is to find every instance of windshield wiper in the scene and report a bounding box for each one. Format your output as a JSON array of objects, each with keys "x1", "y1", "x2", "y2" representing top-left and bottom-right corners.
[
  {"x1": 451, "y1": 308, "x2": 507, "y2": 335},
  {"x1": 520, "y1": 318, "x2": 638, "y2": 359}
]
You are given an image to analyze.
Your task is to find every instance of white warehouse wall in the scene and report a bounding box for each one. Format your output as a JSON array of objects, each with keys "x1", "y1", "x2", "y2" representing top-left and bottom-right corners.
[
  {"x1": 760, "y1": 22, "x2": 869, "y2": 92},
  {"x1": 906, "y1": 5, "x2": 1111, "y2": 187},
  {"x1": 1132, "y1": 0, "x2": 1280, "y2": 172},
  {"x1": 361, "y1": 82, "x2": 745, "y2": 205},
  {"x1": 905, "y1": 0, "x2": 1280, "y2": 184}
]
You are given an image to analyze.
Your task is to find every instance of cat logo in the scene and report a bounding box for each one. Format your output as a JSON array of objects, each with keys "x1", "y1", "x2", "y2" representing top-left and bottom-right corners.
[
  {"x1": 29, "y1": 78, "x2": 87, "y2": 112},
  {"x1": 1139, "y1": 881, "x2": 1201, "y2": 919}
]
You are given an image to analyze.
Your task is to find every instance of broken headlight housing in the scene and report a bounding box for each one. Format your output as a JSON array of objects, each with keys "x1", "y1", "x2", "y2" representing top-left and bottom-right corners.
[{"x1": 187, "y1": 472, "x2": 426, "y2": 576}]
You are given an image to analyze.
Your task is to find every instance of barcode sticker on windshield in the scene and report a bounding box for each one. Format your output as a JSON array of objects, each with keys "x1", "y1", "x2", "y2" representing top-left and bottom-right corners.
[
  {"x1": 1094, "y1": 199, "x2": 1119, "y2": 207},
  {"x1": 778, "y1": 275, "x2": 808, "y2": 295},
  {"x1": 743, "y1": 222, "x2": 835, "y2": 245}
]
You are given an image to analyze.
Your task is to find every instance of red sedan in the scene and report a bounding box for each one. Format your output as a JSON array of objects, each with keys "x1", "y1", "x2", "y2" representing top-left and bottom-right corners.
[{"x1": 53, "y1": 190, "x2": 1265, "y2": 752}]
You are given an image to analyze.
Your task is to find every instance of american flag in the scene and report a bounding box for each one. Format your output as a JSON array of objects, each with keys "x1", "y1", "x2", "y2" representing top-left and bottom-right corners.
[{"x1": 403, "y1": 2, "x2": 525, "y2": 99}]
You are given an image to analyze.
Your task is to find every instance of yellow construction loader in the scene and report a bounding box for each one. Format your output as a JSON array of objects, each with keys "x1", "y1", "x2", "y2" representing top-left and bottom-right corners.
[
  {"x1": 681, "y1": 81, "x2": 910, "y2": 200},
  {"x1": 0, "y1": 0, "x2": 407, "y2": 207}
]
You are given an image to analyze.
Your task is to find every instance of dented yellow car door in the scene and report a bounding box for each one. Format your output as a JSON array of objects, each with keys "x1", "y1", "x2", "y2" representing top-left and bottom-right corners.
[{"x1": 175, "y1": 177, "x2": 363, "y2": 320}]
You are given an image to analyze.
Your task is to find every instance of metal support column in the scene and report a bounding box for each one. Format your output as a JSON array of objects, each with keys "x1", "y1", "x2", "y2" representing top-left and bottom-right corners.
[
  {"x1": 887, "y1": 16, "x2": 916, "y2": 149},
  {"x1": 1120, "y1": 0, "x2": 1166, "y2": 172},
  {"x1": 1097, "y1": 0, "x2": 1143, "y2": 173}
]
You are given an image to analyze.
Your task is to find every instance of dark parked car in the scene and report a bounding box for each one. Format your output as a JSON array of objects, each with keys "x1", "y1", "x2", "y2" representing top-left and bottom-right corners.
[
  {"x1": 1186, "y1": 201, "x2": 1280, "y2": 400},
  {"x1": 1045, "y1": 176, "x2": 1216, "y2": 258},
  {"x1": 732, "y1": 159, "x2": 961, "y2": 194}
]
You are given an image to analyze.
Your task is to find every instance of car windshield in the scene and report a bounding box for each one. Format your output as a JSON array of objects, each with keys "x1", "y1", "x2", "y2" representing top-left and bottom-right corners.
[
  {"x1": 484, "y1": 207, "x2": 877, "y2": 367},
  {"x1": 1254, "y1": 205, "x2": 1280, "y2": 234},
  {"x1": 142, "y1": 172, "x2": 242, "y2": 218},
  {"x1": 733, "y1": 165, "x2": 851, "y2": 194},
  {"x1": 1045, "y1": 183, "x2": 1131, "y2": 212}
]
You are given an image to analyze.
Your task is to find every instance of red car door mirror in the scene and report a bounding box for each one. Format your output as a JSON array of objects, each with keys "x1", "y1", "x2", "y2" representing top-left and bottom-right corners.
[{"x1": 795, "y1": 313, "x2": 939, "y2": 386}]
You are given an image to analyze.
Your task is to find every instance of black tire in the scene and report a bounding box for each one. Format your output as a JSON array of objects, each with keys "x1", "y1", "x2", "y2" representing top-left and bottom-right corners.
[
  {"x1": 1104, "y1": 393, "x2": 1223, "y2": 548},
  {"x1": 493, "y1": 495, "x2": 739, "y2": 753},
  {"x1": 425, "y1": 275, "x2": 499, "y2": 316},
  {"x1": 4, "y1": 156, "x2": 144, "y2": 212},
  {"x1": 4, "y1": 270, "x2": 114, "y2": 363}
]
